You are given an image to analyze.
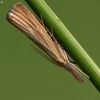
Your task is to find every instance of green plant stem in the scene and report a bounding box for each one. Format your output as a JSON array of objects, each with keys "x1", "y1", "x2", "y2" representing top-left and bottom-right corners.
[{"x1": 25, "y1": 0, "x2": 100, "y2": 91}]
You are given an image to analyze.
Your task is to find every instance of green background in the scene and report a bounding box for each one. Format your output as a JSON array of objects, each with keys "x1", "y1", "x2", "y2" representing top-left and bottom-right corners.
[{"x1": 0, "y1": 0, "x2": 100, "y2": 100}]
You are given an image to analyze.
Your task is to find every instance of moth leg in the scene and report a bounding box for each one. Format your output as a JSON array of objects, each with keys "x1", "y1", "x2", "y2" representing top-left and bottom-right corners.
[
  {"x1": 40, "y1": 14, "x2": 50, "y2": 34},
  {"x1": 40, "y1": 14, "x2": 45, "y2": 27},
  {"x1": 70, "y1": 61, "x2": 77, "y2": 64},
  {"x1": 49, "y1": 28, "x2": 69, "y2": 65},
  {"x1": 50, "y1": 28, "x2": 79, "y2": 66},
  {"x1": 50, "y1": 29, "x2": 86, "y2": 80},
  {"x1": 50, "y1": 27, "x2": 58, "y2": 44},
  {"x1": 67, "y1": 55, "x2": 77, "y2": 64}
]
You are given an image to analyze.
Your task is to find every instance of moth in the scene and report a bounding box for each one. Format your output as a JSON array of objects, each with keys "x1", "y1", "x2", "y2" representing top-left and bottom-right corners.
[{"x1": 6, "y1": 2, "x2": 89, "y2": 82}]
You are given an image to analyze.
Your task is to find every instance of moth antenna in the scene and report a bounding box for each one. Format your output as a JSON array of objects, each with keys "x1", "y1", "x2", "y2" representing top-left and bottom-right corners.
[
  {"x1": 66, "y1": 53, "x2": 89, "y2": 78},
  {"x1": 72, "y1": 64, "x2": 90, "y2": 78}
]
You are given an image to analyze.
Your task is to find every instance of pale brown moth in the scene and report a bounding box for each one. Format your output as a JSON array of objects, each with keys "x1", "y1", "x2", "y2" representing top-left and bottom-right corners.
[{"x1": 6, "y1": 2, "x2": 89, "y2": 82}]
